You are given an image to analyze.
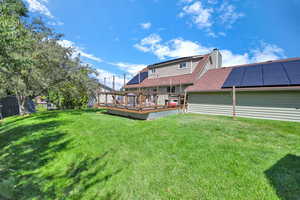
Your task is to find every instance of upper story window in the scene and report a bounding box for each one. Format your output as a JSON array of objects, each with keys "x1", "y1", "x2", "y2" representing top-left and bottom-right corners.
[
  {"x1": 179, "y1": 62, "x2": 188, "y2": 69},
  {"x1": 151, "y1": 68, "x2": 156, "y2": 73}
]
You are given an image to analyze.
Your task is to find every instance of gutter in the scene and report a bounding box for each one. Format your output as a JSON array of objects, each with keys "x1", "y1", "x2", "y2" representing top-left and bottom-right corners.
[{"x1": 187, "y1": 86, "x2": 300, "y2": 93}]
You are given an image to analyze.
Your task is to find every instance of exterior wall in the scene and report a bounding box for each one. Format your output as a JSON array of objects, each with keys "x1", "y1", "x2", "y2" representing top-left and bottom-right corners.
[
  {"x1": 196, "y1": 53, "x2": 221, "y2": 80},
  {"x1": 148, "y1": 58, "x2": 203, "y2": 79},
  {"x1": 187, "y1": 91, "x2": 300, "y2": 122},
  {"x1": 96, "y1": 88, "x2": 114, "y2": 104},
  {"x1": 145, "y1": 85, "x2": 189, "y2": 94}
]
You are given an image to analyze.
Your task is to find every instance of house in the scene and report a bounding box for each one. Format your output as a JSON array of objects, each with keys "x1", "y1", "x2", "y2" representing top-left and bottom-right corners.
[
  {"x1": 186, "y1": 57, "x2": 300, "y2": 122},
  {"x1": 124, "y1": 49, "x2": 222, "y2": 105},
  {"x1": 91, "y1": 82, "x2": 114, "y2": 107}
]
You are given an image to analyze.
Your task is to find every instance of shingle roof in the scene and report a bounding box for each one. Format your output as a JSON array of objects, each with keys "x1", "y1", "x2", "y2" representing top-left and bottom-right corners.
[
  {"x1": 186, "y1": 67, "x2": 233, "y2": 92},
  {"x1": 187, "y1": 57, "x2": 300, "y2": 93},
  {"x1": 148, "y1": 54, "x2": 207, "y2": 69},
  {"x1": 125, "y1": 73, "x2": 194, "y2": 88},
  {"x1": 124, "y1": 54, "x2": 210, "y2": 89}
]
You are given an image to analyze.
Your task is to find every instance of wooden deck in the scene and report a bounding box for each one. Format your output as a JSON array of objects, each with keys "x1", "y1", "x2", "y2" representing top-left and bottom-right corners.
[{"x1": 98, "y1": 105, "x2": 182, "y2": 114}]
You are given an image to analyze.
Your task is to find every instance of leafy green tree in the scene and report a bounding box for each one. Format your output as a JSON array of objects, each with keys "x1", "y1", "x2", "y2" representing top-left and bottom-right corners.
[
  {"x1": 0, "y1": 0, "x2": 99, "y2": 114},
  {"x1": 0, "y1": 0, "x2": 36, "y2": 115}
]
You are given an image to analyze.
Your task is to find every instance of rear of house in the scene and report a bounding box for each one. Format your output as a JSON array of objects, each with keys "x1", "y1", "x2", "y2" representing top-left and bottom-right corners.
[
  {"x1": 186, "y1": 58, "x2": 300, "y2": 122},
  {"x1": 124, "y1": 49, "x2": 222, "y2": 105}
]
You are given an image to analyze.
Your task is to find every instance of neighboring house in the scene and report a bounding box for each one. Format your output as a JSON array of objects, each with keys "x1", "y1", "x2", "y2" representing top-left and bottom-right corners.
[
  {"x1": 35, "y1": 96, "x2": 48, "y2": 109},
  {"x1": 124, "y1": 49, "x2": 222, "y2": 104},
  {"x1": 186, "y1": 58, "x2": 300, "y2": 122},
  {"x1": 90, "y1": 83, "x2": 114, "y2": 106}
]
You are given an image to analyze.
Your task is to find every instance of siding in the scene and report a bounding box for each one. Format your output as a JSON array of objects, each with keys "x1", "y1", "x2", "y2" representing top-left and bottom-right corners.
[
  {"x1": 149, "y1": 62, "x2": 191, "y2": 78},
  {"x1": 187, "y1": 91, "x2": 300, "y2": 122},
  {"x1": 149, "y1": 60, "x2": 200, "y2": 79}
]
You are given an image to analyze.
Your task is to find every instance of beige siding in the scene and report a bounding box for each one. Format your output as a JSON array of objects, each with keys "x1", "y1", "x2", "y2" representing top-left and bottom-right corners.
[
  {"x1": 188, "y1": 91, "x2": 300, "y2": 122},
  {"x1": 149, "y1": 61, "x2": 194, "y2": 78}
]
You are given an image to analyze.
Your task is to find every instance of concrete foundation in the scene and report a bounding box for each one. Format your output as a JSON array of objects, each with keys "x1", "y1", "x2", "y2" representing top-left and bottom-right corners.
[{"x1": 106, "y1": 109, "x2": 180, "y2": 120}]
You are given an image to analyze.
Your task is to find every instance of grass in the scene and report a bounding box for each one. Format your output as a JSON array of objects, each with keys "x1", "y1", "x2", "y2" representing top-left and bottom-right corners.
[{"x1": 0, "y1": 109, "x2": 300, "y2": 200}]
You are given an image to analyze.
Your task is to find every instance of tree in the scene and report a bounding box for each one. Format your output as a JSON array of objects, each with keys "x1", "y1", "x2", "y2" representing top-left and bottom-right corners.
[
  {"x1": 0, "y1": 0, "x2": 36, "y2": 115},
  {"x1": 0, "y1": 0, "x2": 99, "y2": 115}
]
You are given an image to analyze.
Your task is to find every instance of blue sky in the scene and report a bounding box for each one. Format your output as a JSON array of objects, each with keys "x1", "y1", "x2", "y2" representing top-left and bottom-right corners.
[{"x1": 24, "y1": 0, "x2": 300, "y2": 88}]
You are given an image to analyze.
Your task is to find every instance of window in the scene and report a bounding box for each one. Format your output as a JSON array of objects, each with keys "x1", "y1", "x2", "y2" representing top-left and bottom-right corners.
[
  {"x1": 179, "y1": 62, "x2": 187, "y2": 69},
  {"x1": 151, "y1": 68, "x2": 156, "y2": 73},
  {"x1": 167, "y1": 86, "x2": 176, "y2": 93}
]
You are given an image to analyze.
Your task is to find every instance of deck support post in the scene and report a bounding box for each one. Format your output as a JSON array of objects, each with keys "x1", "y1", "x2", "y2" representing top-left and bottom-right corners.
[
  {"x1": 125, "y1": 95, "x2": 128, "y2": 108},
  {"x1": 183, "y1": 91, "x2": 187, "y2": 113},
  {"x1": 139, "y1": 93, "x2": 142, "y2": 111}
]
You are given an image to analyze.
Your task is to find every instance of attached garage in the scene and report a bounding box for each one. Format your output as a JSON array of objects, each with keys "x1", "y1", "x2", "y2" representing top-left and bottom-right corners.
[
  {"x1": 188, "y1": 90, "x2": 300, "y2": 122},
  {"x1": 186, "y1": 58, "x2": 300, "y2": 122}
]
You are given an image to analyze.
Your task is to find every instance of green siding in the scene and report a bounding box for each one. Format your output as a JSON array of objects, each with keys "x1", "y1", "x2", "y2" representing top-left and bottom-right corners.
[{"x1": 188, "y1": 91, "x2": 300, "y2": 122}]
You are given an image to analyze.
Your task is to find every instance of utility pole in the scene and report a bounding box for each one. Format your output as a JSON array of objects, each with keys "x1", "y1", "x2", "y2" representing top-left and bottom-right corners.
[
  {"x1": 123, "y1": 73, "x2": 126, "y2": 91},
  {"x1": 113, "y1": 75, "x2": 115, "y2": 91}
]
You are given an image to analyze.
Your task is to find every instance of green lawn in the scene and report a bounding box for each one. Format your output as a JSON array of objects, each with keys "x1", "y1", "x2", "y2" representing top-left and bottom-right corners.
[{"x1": 0, "y1": 110, "x2": 300, "y2": 200}]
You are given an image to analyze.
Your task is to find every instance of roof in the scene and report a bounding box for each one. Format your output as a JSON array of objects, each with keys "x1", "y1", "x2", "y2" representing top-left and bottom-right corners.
[
  {"x1": 187, "y1": 57, "x2": 300, "y2": 93},
  {"x1": 148, "y1": 54, "x2": 207, "y2": 69},
  {"x1": 124, "y1": 54, "x2": 210, "y2": 89},
  {"x1": 125, "y1": 73, "x2": 194, "y2": 88}
]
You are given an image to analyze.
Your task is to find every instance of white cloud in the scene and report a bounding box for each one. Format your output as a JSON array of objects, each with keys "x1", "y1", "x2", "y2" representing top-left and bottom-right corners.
[
  {"x1": 140, "y1": 22, "x2": 152, "y2": 30},
  {"x1": 134, "y1": 34, "x2": 211, "y2": 59},
  {"x1": 135, "y1": 34, "x2": 285, "y2": 67},
  {"x1": 221, "y1": 50, "x2": 250, "y2": 67},
  {"x1": 179, "y1": 1, "x2": 213, "y2": 29},
  {"x1": 25, "y1": 0, "x2": 53, "y2": 18},
  {"x1": 134, "y1": 33, "x2": 162, "y2": 52},
  {"x1": 219, "y1": 2, "x2": 245, "y2": 28},
  {"x1": 107, "y1": 62, "x2": 147, "y2": 75},
  {"x1": 222, "y1": 42, "x2": 285, "y2": 67},
  {"x1": 250, "y1": 42, "x2": 285, "y2": 63},
  {"x1": 58, "y1": 40, "x2": 103, "y2": 62},
  {"x1": 178, "y1": 0, "x2": 245, "y2": 36}
]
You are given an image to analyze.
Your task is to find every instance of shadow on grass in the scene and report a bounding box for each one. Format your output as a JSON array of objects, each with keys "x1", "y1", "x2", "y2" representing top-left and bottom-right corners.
[
  {"x1": 0, "y1": 112, "x2": 122, "y2": 199},
  {"x1": 46, "y1": 151, "x2": 123, "y2": 199},
  {"x1": 0, "y1": 118, "x2": 71, "y2": 199},
  {"x1": 265, "y1": 154, "x2": 300, "y2": 200}
]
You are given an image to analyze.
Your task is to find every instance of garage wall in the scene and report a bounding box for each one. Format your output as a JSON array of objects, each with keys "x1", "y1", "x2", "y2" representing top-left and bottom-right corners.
[{"x1": 187, "y1": 91, "x2": 300, "y2": 122}]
